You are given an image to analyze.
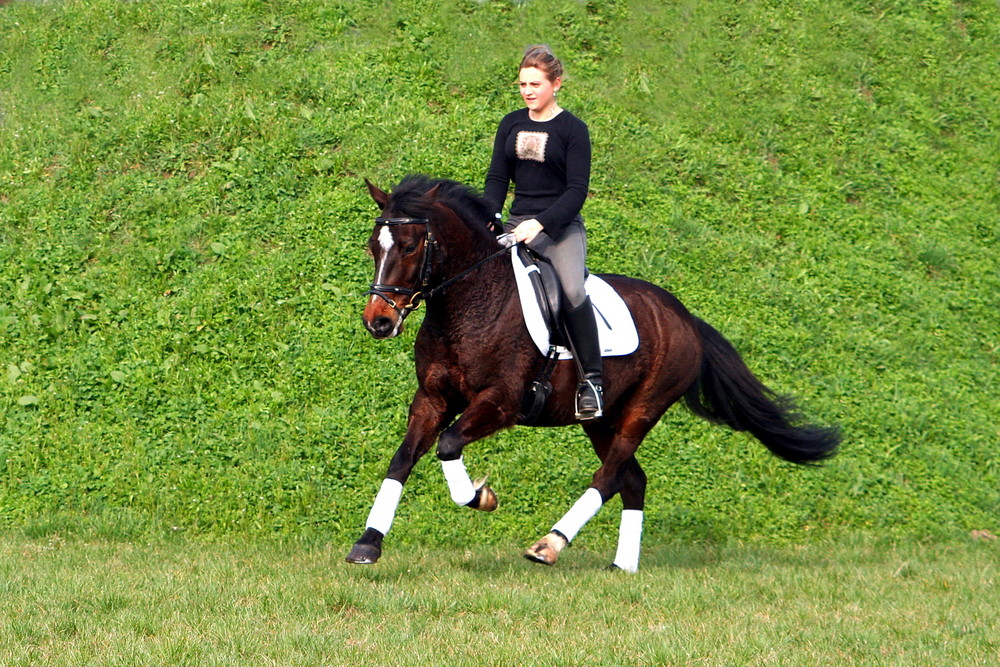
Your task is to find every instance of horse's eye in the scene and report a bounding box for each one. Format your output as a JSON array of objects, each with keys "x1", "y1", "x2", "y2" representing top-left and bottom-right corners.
[{"x1": 403, "y1": 243, "x2": 418, "y2": 255}]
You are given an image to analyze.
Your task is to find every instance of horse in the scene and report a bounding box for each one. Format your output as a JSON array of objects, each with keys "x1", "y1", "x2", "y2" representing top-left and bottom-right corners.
[{"x1": 347, "y1": 175, "x2": 839, "y2": 571}]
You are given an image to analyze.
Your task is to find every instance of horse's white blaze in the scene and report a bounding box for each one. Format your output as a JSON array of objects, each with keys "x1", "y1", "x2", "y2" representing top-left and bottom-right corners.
[
  {"x1": 369, "y1": 225, "x2": 395, "y2": 306},
  {"x1": 551, "y1": 487, "x2": 604, "y2": 542},
  {"x1": 365, "y1": 478, "x2": 403, "y2": 535},
  {"x1": 440, "y1": 457, "x2": 476, "y2": 506},
  {"x1": 612, "y1": 509, "x2": 643, "y2": 573},
  {"x1": 378, "y1": 224, "x2": 394, "y2": 253}
]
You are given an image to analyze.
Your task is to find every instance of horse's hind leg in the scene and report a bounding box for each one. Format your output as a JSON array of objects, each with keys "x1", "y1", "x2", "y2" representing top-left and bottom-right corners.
[
  {"x1": 525, "y1": 417, "x2": 653, "y2": 569},
  {"x1": 588, "y1": 422, "x2": 648, "y2": 572},
  {"x1": 612, "y1": 456, "x2": 646, "y2": 572}
]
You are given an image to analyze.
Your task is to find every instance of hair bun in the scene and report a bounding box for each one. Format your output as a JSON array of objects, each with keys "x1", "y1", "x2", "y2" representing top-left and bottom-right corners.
[{"x1": 520, "y1": 44, "x2": 564, "y2": 82}]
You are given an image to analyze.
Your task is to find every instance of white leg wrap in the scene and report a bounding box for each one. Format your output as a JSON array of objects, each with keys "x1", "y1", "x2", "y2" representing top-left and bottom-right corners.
[
  {"x1": 365, "y1": 479, "x2": 403, "y2": 536},
  {"x1": 612, "y1": 510, "x2": 644, "y2": 573},
  {"x1": 551, "y1": 487, "x2": 604, "y2": 542},
  {"x1": 440, "y1": 457, "x2": 476, "y2": 506}
]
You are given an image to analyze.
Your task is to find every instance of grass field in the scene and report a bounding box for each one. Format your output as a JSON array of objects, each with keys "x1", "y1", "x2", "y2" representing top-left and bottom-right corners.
[
  {"x1": 2, "y1": 3, "x2": 998, "y2": 664},
  {"x1": 2, "y1": 534, "x2": 997, "y2": 665},
  {"x1": 1, "y1": 0, "x2": 999, "y2": 575},
  {"x1": 3, "y1": 1, "x2": 998, "y2": 662}
]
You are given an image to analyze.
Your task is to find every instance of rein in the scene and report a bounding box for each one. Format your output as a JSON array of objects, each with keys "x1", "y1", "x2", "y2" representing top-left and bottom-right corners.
[
  {"x1": 425, "y1": 244, "x2": 513, "y2": 298},
  {"x1": 366, "y1": 216, "x2": 516, "y2": 318}
]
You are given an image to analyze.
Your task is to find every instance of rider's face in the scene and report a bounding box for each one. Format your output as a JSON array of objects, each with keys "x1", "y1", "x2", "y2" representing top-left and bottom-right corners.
[{"x1": 519, "y1": 67, "x2": 561, "y2": 116}]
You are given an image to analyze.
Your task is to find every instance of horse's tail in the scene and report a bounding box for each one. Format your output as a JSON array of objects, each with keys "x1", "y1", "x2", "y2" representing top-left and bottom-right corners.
[{"x1": 684, "y1": 318, "x2": 840, "y2": 465}]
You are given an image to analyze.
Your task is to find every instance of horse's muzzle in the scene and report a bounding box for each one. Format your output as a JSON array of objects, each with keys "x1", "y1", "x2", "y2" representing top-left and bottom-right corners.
[
  {"x1": 363, "y1": 287, "x2": 415, "y2": 339},
  {"x1": 362, "y1": 313, "x2": 403, "y2": 339}
]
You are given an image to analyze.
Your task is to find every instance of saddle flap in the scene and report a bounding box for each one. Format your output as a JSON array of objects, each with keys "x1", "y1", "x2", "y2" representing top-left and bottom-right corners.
[{"x1": 515, "y1": 246, "x2": 564, "y2": 344}]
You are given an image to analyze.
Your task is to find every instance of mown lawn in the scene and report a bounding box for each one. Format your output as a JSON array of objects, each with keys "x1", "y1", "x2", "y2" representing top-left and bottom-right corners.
[{"x1": 2, "y1": 533, "x2": 997, "y2": 665}]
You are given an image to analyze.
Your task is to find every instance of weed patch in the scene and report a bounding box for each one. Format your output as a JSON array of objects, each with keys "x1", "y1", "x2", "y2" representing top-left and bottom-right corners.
[{"x1": 0, "y1": 0, "x2": 998, "y2": 545}]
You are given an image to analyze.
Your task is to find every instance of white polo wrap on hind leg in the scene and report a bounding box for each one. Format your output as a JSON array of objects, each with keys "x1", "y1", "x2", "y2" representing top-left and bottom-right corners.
[
  {"x1": 440, "y1": 457, "x2": 476, "y2": 506},
  {"x1": 612, "y1": 509, "x2": 644, "y2": 573},
  {"x1": 551, "y1": 487, "x2": 604, "y2": 542},
  {"x1": 365, "y1": 478, "x2": 403, "y2": 536}
]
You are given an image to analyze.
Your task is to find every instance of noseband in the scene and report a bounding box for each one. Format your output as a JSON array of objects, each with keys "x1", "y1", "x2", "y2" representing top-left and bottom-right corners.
[{"x1": 365, "y1": 217, "x2": 437, "y2": 320}]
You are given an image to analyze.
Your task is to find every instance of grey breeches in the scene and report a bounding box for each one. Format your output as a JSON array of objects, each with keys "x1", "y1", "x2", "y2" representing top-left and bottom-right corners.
[{"x1": 507, "y1": 215, "x2": 589, "y2": 309}]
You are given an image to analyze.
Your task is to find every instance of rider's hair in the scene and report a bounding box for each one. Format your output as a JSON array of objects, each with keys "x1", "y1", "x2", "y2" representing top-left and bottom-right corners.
[{"x1": 519, "y1": 44, "x2": 564, "y2": 82}]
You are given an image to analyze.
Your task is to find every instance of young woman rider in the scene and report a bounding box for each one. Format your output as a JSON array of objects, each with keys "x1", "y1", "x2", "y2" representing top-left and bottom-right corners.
[{"x1": 483, "y1": 45, "x2": 603, "y2": 420}]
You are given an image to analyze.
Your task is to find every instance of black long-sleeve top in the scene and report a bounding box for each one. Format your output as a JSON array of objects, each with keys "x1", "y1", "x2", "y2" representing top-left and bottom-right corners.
[{"x1": 483, "y1": 107, "x2": 591, "y2": 240}]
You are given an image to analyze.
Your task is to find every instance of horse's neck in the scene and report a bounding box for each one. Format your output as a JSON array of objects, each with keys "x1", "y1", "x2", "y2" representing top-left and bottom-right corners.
[{"x1": 424, "y1": 253, "x2": 516, "y2": 339}]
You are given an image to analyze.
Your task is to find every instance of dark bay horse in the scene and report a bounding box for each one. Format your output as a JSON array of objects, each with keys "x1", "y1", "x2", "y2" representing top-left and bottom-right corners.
[{"x1": 347, "y1": 175, "x2": 839, "y2": 571}]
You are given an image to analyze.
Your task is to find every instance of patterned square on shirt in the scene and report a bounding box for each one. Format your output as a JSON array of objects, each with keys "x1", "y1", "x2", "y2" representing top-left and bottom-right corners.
[{"x1": 516, "y1": 131, "x2": 548, "y2": 163}]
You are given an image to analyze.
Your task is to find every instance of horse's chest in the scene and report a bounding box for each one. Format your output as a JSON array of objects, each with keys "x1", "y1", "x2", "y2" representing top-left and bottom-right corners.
[
  {"x1": 417, "y1": 322, "x2": 523, "y2": 401},
  {"x1": 426, "y1": 345, "x2": 508, "y2": 400},
  {"x1": 448, "y1": 352, "x2": 497, "y2": 394}
]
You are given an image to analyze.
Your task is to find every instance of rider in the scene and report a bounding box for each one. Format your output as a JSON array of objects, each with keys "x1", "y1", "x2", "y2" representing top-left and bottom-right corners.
[{"x1": 483, "y1": 45, "x2": 603, "y2": 420}]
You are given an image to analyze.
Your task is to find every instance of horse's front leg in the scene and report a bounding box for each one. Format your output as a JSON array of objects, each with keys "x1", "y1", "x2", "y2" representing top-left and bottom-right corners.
[
  {"x1": 346, "y1": 389, "x2": 452, "y2": 564},
  {"x1": 435, "y1": 388, "x2": 514, "y2": 513}
]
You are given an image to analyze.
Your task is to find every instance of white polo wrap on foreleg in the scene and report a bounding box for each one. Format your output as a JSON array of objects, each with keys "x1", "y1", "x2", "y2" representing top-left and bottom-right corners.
[
  {"x1": 440, "y1": 457, "x2": 476, "y2": 506},
  {"x1": 365, "y1": 478, "x2": 403, "y2": 536},
  {"x1": 612, "y1": 509, "x2": 644, "y2": 573},
  {"x1": 551, "y1": 487, "x2": 604, "y2": 542}
]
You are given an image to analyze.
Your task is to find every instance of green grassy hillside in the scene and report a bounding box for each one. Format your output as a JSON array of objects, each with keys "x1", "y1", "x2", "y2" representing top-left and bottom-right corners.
[{"x1": 1, "y1": 0, "x2": 998, "y2": 548}]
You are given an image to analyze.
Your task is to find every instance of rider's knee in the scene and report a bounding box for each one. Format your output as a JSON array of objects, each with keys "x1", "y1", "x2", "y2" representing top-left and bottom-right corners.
[{"x1": 563, "y1": 285, "x2": 587, "y2": 309}]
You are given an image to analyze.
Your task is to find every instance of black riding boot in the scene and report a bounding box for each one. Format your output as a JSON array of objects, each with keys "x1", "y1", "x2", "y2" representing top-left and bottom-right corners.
[{"x1": 562, "y1": 297, "x2": 604, "y2": 420}]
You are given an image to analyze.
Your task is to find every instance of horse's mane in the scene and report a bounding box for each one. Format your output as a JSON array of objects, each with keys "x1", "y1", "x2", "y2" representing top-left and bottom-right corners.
[{"x1": 389, "y1": 175, "x2": 494, "y2": 233}]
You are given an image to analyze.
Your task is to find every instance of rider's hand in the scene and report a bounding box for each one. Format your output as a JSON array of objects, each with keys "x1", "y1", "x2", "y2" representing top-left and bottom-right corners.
[
  {"x1": 513, "y1": 219, "x2": 544, "y2": 244},
  {"x1": 488, "y1": 214, "x2": 503, "y2": 235}
]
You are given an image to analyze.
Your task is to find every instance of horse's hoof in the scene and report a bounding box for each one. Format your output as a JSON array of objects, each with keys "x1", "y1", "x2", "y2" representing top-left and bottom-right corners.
[
  {"x1": 345, "y1": 528, "x2": 383, "y2": 564},
  {"x1": 345, "y1": 543, "x2": 380, "y2": 564},
  {"x1": 472, "y1": 478, "x2": 498, "y2": 512},
  {"x1": 524, "y1": 532, "x2": 568, "y2": 566}
]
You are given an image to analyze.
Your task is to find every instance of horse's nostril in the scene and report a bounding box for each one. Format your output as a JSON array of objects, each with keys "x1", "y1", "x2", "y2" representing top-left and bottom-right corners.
[{"x1": 373, "y1": 316, "x2": 394, "y2": 337}]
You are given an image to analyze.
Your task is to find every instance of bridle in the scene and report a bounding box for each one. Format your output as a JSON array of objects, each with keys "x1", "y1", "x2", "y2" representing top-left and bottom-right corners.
[
  {"x1": 365, "y1": 215, "x2": 516, "y2": 320},
  {"x1": 365, "y1": 216, "x2": 437, "y2": 320}
]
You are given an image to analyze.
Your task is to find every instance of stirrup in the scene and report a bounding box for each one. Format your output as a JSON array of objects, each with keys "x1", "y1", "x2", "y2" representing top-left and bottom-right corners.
[{"x1": 575, "y1": 378, "x2": 604, "y2": 420}]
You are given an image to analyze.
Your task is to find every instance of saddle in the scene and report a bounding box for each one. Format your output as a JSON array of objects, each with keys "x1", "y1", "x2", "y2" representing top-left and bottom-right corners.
[
  {"x1": 510, "y1": 244, "x2": 639, "y2": 423},
  {"x1": 510, "y1": 246, "x2": 638, "y2": 361}
]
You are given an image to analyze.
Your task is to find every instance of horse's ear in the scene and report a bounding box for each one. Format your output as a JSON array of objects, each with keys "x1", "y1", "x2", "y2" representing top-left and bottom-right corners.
[
  {"x1": 365, "y1": 179, "x2": 389, "y2": 208},
  {"x1": 423, "y1": 183, "x2": 442, "y2": 201}
]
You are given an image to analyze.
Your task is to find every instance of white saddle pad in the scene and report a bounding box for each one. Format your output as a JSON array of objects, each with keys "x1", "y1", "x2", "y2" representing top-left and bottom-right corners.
[{"x1": 510, "y1": 248, "x2": 639, "y2": 359}]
